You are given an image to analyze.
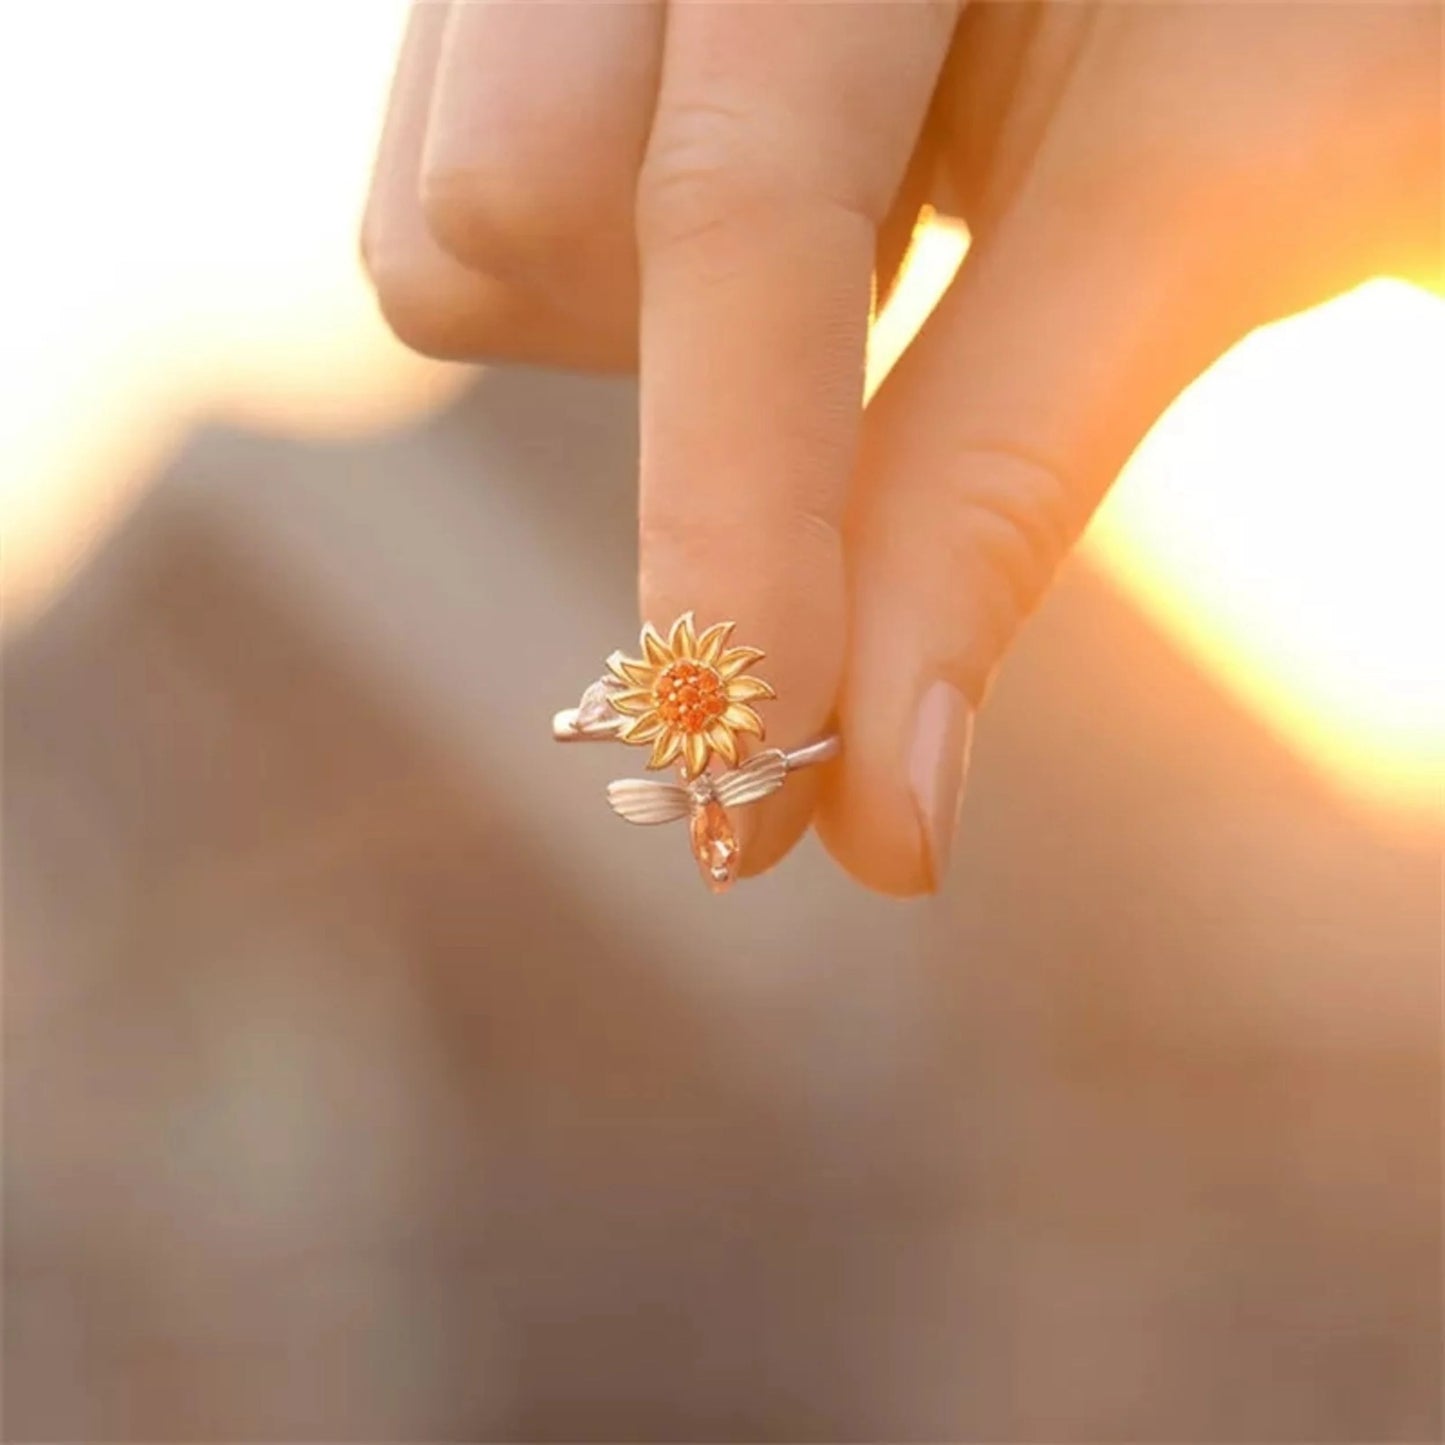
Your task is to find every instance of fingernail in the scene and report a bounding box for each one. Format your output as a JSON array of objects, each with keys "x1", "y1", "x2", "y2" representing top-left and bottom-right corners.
[{"x1": 908, "y1": 681, "x2": 974, "y2": 891}]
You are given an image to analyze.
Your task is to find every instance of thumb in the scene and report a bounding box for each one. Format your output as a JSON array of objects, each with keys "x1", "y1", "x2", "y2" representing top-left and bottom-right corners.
[{"x1": 817, "y1": 181, "x2": 1274, "y2": 896}]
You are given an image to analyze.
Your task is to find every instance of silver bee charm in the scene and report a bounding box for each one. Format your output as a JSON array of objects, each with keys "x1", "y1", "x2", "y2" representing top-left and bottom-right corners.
[
  {"x1": 606, "y1": 748, "x2": 789, "y2": 825},
  {"x1": 605, "y1": 748, "x2": 794, "y2": 892}
]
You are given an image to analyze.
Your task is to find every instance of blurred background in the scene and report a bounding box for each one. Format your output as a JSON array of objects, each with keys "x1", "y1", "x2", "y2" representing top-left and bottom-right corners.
[{"x1": 2, "y1": 2, "x2": 1441, "y2": 1438}]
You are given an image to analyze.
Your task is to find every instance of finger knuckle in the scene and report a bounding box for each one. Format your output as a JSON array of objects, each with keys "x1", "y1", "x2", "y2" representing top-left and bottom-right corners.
[
  {"x1": 939, "y1": 447, "x2": 1081, "y2": 624},
  {"x1": 361, "y1": 247, "x2": 503, "y2": 361},
  {"x1": 637, "y1": 101, "x2": 791, "y2": 255},
  {"x1": 420, "y1": 161, "x2": 612, "y2": 279}
]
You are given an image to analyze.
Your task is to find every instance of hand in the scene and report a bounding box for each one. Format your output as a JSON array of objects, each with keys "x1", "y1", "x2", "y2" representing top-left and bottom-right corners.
[{"x1": 363, "y1": 1, "x2": 1440, "y2": 894}]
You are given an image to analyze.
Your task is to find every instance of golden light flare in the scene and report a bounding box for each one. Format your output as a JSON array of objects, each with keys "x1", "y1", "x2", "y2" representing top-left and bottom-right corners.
[
  {"x1": 605, "y1": 614, "x2": 775, "y2": 776},
  {"x1": 865, "y1": 210, "x2": 970, "y2": 400},
  {"x1": 871, "y1": 228, "x2": 1444, "y2": 828},
  {"x1": 0, "y1": 0, "x2": 460, "y2": 622},
  {"x1": 1088, "y1": 278, "x2": 1445, "y2": 826}
]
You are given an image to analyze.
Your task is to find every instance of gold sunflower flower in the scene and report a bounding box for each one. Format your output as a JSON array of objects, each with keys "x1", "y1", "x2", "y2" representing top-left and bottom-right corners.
[{"x1": 604, "y1": 613, "x2": 776, "y2": 776}]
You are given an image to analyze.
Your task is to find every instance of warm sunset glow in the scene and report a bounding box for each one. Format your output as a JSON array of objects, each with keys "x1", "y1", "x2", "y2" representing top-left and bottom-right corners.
[
  {"x1": 866, "y1": 210, "x2": 971, "y2": 396},
  {"x1": 0, "y1": 1, "x2": 460, "y2": 617},
  {"x1": 1, "y1": 5, "x2": 1438, "y2": 825},
  {"x1": 870, "y1": 232, "x2": 1444, "y2": 826},
  {"x1": 1091, "y1": 279, "x2": 1444, "y2": 825}
]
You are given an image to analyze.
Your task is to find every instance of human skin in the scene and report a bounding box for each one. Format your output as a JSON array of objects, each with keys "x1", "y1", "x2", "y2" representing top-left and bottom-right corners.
[{"x1": 363, "y1": 1, "x2": 1441, "y2": 896}]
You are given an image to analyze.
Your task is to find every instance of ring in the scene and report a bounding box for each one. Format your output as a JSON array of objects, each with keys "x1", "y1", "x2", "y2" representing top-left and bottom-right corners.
[{"x1": 552, "y1": 612, "x2": 840, "y2": 893}]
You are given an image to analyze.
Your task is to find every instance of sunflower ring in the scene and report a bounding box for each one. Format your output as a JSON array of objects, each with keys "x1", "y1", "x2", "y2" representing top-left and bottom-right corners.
[{"x1": 552, "y1": 613, "x2": 840, "y2": 893}]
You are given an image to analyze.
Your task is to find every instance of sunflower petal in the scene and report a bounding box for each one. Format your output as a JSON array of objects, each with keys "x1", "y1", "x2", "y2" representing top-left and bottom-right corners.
[
  {"x1": 706, "y1": 721, "x2": 739, "y2": 766},
  {"x1": 617, "y1": 714, "x2": 663, "y2": 743},
  {"x1": 684, "y1": 731, "x2": 709, "y2": 778},
  {"x1": 724, "y1": 675, "x2": 775, "y2": 703},
  {"x1": 722, "y1": 702, "x2": 765, "y2": 738},
  {"x1": 649, "y1": 730, "x2": 684, "y2": 770},
  {"x1": 717, "y1": 646, "x2": 765, "y2": 680},
  {"x1": 608, "y1": 688, "x2": 658, "y2": 716},
  {"x1": 641, "y1": 622, "x2": 671, "y2": 667},
  {"x1": 607, "y1": 652, "x2": 654, "y2": 687},
  {"x1": 668, "y1": 612, "x2": 698, "y2": 659},
  {"x1": 695, "y1": 620, "x2": 735, "y2": 665}
]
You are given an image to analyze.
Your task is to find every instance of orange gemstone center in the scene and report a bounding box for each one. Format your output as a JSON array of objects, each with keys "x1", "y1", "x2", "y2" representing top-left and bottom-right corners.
[{"x1": 653, "y1": 660, "x2": 726, "y2": 735}]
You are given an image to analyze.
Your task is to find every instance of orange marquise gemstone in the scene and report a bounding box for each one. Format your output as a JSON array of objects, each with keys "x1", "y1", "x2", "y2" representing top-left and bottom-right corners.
[{"x1": 688, "y1": 798, "x2": 739, "y2": 894}]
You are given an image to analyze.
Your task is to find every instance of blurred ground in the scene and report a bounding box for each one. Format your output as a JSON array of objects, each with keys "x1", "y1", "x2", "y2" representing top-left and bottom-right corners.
[{"x1": 3, "y1": 369, "x2": 1440, "y2": 1440}]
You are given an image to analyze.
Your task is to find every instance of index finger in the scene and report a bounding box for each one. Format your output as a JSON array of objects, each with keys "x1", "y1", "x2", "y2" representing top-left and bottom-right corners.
[{"x1": 635, "y1": 1, "x2": 957, "y2": 875}]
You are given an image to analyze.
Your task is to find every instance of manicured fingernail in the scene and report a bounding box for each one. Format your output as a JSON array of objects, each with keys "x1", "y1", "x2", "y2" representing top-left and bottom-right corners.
[{"x1": 908, "y1": 681, "x2": 974, "y2": 891}]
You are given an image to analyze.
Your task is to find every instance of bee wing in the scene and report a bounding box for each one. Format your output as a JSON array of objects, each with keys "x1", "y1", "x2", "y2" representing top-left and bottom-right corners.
[
  {"x1": 713, "y1": 749, "x2": 788, "y2": 808},
  {"x1": 606, "y1": 778, "x2": 692, "y2": 825}
]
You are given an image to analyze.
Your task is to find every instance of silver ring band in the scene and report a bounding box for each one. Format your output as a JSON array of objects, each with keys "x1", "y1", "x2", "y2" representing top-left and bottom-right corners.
[
  {"x1": 553, "y1": 704, "x2": 839, "y2": 774},
  {"x1": 780, "y1": 734, "x2": 841, "y2": 771},
  {"x1": 552, "y1": 705, "x2": 620, "y2": 741}
]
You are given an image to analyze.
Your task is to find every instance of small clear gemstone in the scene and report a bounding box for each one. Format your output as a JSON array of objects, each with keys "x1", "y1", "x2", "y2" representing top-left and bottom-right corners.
[{"x1": 575, "y1": 677, "x2": 620, "y2": 731}]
